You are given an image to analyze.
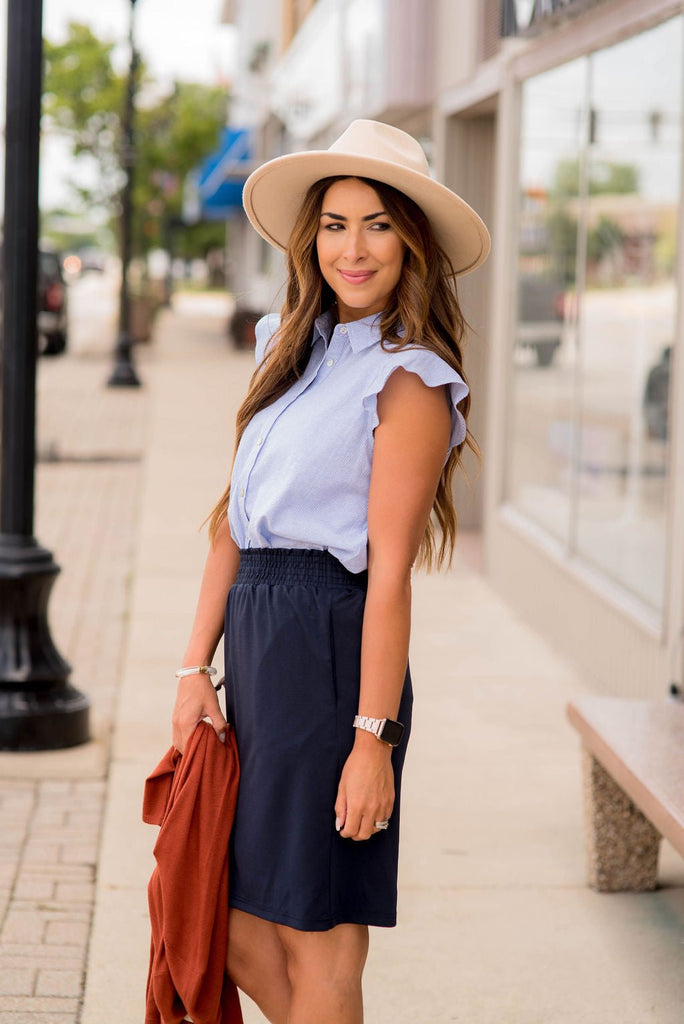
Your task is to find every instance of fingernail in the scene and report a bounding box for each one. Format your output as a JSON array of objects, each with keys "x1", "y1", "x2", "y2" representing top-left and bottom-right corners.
[
  {"x1": 219, "y1": 732, "x2": 226, "y2": 744},
  {"x1": 335, "y1": 817, "x2": 342, "y2": 831}
]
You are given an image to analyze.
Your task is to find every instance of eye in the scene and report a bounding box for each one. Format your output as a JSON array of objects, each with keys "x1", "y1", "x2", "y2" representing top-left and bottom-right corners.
[
  {"x1": 321, "y1": 221, "x2": 343, "y2": 231},
  {"x1": 370, "y1": 221, "x2": 391, "y2": 231}
]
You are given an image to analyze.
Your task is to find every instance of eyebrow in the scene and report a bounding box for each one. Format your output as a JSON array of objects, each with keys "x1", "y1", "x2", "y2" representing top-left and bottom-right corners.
[{"x1": 320, "y1": 211, "x2": 387, "y2": 221}]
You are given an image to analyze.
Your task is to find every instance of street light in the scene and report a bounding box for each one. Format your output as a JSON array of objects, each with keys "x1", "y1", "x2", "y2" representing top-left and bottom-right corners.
[
  {"x1": 0, "y1": 0, "x2": 89, "y2": 749},
  {"x1": 107, "y1": 0, "x2": 142, "y2": 388}
]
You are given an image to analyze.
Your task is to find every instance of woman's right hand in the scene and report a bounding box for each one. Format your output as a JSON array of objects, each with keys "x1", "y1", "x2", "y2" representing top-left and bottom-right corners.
[{"x1": 172, "y1": 675, "x2": 228, "y2": 754}]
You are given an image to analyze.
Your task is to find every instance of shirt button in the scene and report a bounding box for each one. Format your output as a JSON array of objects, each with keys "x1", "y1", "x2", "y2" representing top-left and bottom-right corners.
[
  {"x1": 326, "y1": 358, "x2": 334, "y2": 367},
  {"x1": 239, "y1": 488, "x2": 245, "y2": 498},
  {"x1": 340, "y1": 326, "x2": 348, "y2": 334},
  {"x1": 256, "y1": 436, "x2": 263, "y2": 445}
]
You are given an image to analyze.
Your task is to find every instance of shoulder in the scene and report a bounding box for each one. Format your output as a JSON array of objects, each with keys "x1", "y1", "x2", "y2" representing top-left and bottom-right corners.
[
  {"x1": 363, "y1": 343, "x2": 470, "y2": 451},
  {"x1": 376, "y1": 363, "x2": 451, "y2": 430},
  {"x1": 254, "y1": 313, "x2": 281, "y2": 365},
  {"x1": 374, "y1": 343, "x2": 468, "y2": 402}
]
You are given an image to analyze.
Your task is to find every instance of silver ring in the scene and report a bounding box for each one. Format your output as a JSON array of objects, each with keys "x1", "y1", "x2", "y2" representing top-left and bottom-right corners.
[{"x1": 374, "y1": 820, "x2": 390, "y2": 830}]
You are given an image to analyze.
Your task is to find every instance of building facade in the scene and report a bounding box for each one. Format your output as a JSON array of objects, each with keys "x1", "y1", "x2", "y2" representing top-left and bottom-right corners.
[
  {"x1": 437, "y1": 0, "x2": 683, "y2": 698},
  {"x1": 220, "y1": 0, "x2": 437, "y2": 315},
  {"x1": 221, "y1": 0, "x2": 684, "y2": 698}
]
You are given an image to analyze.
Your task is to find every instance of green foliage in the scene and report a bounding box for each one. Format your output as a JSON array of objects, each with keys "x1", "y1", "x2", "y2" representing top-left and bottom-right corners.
[
  {"x1": 43, "y1": 22, "x2": 229, "y2": 258},
  {"x1": 43, "y1": 23, "x2": 126, "y2": 210},
  {"x1": 545, "y1": 209, "x2": 578, "y2": 285},
  {"x1": 587, "y1": 216, "x2": 623, "y2": 265},
  {"x1": 551, "y1": 158, "x2": 640, "y2": 199},
  {"x1": 133, "y1": 83, "x2": 227, "y2": 253},
  {"x1": 591, "y1": 162, "x2": 639, "y2": 196},
  {"x1": 542, "y1": 210, "x2": 625, "y2": 285}
]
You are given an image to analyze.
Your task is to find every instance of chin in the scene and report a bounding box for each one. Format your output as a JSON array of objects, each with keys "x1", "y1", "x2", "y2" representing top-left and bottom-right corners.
[{"x1": 338, "y1": 292, "x2": 387, "y2": 312}]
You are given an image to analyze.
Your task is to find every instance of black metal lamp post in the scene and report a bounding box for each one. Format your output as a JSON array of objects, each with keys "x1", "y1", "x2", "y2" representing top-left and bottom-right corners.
[
  {"x1": 107, "y1": 0, "x2": 142, "y2": 388},
  {"x1": 0, "y1": 0, "x2": 89, "y2": 749}
]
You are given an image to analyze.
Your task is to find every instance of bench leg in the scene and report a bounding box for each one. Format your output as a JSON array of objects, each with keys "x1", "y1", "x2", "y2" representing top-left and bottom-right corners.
[{"x1": 581, "y1": 749, "x2": 661, "y2": 892}]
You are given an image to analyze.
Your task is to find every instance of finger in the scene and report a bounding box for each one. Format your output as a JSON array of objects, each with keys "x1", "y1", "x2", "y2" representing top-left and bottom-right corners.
[
  {"x1": 334, "y1": 792, "x2": 347, "y2": 833},
  {"x1": 179, "y1": 725, "x2": 195, "y2": 754},
  {"x1": 339, "y1": 808, "x2": 362, "y2": 839},
  {"x1": 172, "y1": 715, "x2": 197, "y2": 755},
  {"x1": 352, "y1": 815, "x2": 376, "y2": 842},
  {"x1": 171, "y1": 720, "x2": 187, "y2": 754},
  {"x1": 380, "y1": 802, "x2": 394, "y2": 823},
  {"x1": 208, "y1": 710, "x2": 228, "y2": 743}
]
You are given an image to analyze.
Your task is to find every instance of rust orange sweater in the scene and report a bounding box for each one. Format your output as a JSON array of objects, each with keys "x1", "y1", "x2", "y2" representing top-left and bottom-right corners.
[{"x1": 143, "y1": 721, "x2": 243, "y2": 1024}]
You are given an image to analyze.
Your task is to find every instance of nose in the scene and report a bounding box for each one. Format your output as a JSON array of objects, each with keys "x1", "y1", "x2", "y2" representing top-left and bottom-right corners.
[{"x1": 342, "y1": 227, "x2": 368, "y2": 262}]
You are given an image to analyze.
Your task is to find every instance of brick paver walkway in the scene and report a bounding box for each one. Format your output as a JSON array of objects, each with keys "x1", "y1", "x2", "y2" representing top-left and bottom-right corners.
[
  {"x1": 0, "y1": 779, "x2": 104, "y2": 1018},
  {"x1": 0, "y1": 302, "x2": 149, "y2": 1023}
]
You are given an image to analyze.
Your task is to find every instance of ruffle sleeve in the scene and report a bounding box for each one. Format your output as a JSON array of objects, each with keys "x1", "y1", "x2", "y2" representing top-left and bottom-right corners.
[
  {"x1": 362, "y1": 346, "x2": 469, "y2": 452},
  {"x1": 254, "y1": 313, "x2": 281, "y2": 366}
]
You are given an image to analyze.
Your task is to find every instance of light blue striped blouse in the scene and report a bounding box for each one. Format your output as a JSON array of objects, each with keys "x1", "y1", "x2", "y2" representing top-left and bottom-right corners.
[{"x1": 227, "y1": 309, "x2": 469, "y2": 573}]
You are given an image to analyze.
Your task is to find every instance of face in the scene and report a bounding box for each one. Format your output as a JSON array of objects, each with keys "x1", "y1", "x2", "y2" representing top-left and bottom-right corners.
[{"x1": 316, "y1": 178, "x2": 406, "y2": 323}]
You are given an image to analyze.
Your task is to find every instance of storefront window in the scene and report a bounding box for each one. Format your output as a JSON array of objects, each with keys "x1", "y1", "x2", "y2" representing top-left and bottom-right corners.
[
  {"x1": 508, "y1": 16, "x2": 683, "y2": 613},
  {"x1": 508, "y1": 57, "x2": 586, "y2": 543}
]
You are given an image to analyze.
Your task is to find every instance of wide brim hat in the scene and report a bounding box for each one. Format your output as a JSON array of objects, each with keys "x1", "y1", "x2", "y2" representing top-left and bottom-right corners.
[{"x1": 242, "y1": 119, "x2": 491, "y2": 278}]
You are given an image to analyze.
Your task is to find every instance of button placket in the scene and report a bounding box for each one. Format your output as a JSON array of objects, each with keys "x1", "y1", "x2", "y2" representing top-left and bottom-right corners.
[
  {"x1": 241, "y1": 345, "x2": 326, "y2": 519},
  {"x1": 322, "y1": 328, "x2": 349, "y2": 375}
]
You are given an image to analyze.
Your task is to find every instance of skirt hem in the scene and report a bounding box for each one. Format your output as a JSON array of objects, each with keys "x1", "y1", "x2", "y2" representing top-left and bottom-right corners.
[{"x1": 229, "y1": 894, "x2": 397, "y2": 932}]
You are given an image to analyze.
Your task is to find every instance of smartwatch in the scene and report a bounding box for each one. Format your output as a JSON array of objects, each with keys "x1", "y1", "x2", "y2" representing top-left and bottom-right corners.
[{"x1": 353, "y1": 714, "x2": 405, "y2": 747}]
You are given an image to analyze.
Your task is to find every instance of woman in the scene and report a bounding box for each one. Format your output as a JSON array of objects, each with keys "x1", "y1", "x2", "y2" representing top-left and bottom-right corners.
[{"x1": 172, "y1": 119, "x2": 490, "y2": 1023}]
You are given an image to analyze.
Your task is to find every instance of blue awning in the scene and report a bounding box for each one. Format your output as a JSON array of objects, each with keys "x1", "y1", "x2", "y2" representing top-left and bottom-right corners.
[{"x1": 185, "y1": 127, "x2": 254, "y2": 222}]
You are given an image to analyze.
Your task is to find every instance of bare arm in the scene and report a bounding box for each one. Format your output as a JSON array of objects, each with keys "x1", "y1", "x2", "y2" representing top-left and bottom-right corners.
[
  {"x1": 336, "y1": 367, "x2": 452, "y2": 840},
  {"x1": 171, "y1": 516, "x2": 241, "y2": 752}
]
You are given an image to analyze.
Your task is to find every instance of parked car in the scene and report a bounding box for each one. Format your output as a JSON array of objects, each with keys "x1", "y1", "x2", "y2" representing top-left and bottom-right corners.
[
  {"x1": 77, "y1": 247, "x2": 107, "y2": 274},
  {"x1": 0, "y1": 243, "x2": 69, "y2": 356},
  {"x1": 516, "y1": 274, "x2": 566, "y2": 367},
  {"x1": 38, "y1": 247, "x2": 69, "y2": 355},
  {"x1": 643, "y1": 345, "x2": 671, "y2": 441}
]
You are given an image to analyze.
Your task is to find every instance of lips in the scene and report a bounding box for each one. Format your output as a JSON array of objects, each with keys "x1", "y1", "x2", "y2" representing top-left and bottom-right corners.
[{"x1": 337, "y1": 269, "x2": 376, "y2": 285}]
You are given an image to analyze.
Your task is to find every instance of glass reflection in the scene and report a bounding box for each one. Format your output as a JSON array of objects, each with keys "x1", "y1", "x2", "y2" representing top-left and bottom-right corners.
[
  {"x1": 508, "y1": 16, "x2": 682, "y2": 613},
  {"x1": 575, "y1": 19, "x2": 681, "y2": 609},
  {"x1": 508, "y1": 57, "x2": 586, "y2": 542}
]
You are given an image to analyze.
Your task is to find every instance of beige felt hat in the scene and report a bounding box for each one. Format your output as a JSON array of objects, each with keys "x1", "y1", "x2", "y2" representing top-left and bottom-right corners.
[{"x1": 242, "y1": 119, "x2": 490, "y2": 277}]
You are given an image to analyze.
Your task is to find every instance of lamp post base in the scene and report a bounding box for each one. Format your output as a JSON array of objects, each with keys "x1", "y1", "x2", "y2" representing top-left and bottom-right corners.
[
  {"x1": 0, "y1": 535, "x2": 90, "y2": 751},
  {"x1": 107, "y1": 330, "x2": 141, "y2": 388},
  {"x1": 0, "y1": 686, "x2": 90, "y2": 751}
]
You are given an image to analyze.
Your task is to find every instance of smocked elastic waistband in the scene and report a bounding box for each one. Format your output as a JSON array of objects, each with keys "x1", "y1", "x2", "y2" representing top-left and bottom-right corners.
[{"x1": 236, "y1": 548, "x2": 368, "y2": 589}]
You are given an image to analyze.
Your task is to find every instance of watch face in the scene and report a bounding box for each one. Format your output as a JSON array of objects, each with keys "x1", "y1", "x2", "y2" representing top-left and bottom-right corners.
[{"x1": 379, "y1": 719, "x2": 404, "y2": 747}]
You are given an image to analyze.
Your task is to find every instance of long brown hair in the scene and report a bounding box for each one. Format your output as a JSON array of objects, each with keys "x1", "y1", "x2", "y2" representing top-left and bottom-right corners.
[{"x1": 208, "y1": 175, "x2": 478, "y2": 570}]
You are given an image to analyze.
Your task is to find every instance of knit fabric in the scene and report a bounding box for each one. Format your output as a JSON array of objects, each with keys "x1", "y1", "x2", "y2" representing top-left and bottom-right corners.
[{"x1": 143, "y1": 721, "x2": 242, "y2": 1024}]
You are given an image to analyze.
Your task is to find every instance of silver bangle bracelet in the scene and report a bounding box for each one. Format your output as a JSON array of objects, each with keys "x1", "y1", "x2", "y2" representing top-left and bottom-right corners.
[{"x1": 174, "y1": 665, "x2": 217, "y2": 680}]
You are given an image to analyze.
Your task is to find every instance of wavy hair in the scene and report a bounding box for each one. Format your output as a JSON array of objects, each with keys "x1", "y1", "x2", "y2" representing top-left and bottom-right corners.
[{"x1": 208, "y1": 175, "x2": 478, "y2": 570}]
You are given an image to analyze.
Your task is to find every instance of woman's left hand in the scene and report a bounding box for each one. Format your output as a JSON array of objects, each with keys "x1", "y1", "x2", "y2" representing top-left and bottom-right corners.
[{"x1": 334, "y1": 733, "x2": 395, "y2": 840}]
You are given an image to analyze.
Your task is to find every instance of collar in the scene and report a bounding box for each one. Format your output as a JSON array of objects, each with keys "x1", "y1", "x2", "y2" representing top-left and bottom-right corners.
[{"x1": 312, "y1": 308, "x2": 383, "y2": 354}]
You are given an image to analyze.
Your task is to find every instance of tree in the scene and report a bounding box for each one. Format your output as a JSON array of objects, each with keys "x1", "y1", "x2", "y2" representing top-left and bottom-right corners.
[
  {"x1": 545, "y1": 208, "x2": 578, "y2": 285},
  {"x1": 42, "y1": 22, "x2": 228, "y2": 258},
  {"x1": 133, "y1": 83, "x2": 228, "y2": 255},
  {"x1": 43, "y1": 23, "x2": 125, "y2": 210},
  {"x1": 550, "y1": 158, "x2": 640, "y2": 200},
  {"x1": 587, "y1": 215, "x2": 623, "y2": 266}
]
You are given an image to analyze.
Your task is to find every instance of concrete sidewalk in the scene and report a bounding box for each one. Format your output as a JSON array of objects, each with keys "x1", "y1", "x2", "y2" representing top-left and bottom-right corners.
[{"x1": 2, "y1": 294, "x2": 683, "y2": 1023}]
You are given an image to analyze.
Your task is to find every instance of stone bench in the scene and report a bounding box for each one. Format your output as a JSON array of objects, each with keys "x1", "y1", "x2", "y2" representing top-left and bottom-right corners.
[{"x1": 566, "y1": 696, "x2": 684, "y2": 892}]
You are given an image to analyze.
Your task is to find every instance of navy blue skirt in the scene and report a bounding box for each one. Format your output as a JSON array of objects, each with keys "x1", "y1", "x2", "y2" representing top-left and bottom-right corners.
[{"x1": 223, "y1": 548, "x2": 413, "y2": 932}]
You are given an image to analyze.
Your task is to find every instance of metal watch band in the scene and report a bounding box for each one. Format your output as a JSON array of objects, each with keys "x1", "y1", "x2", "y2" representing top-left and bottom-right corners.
[
  {"x1": 353, "y1": 714, "x2": 385, "y2": 738},
  {"x1": 353, "y1": 714, "x2": 403, "y2": 746}
]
